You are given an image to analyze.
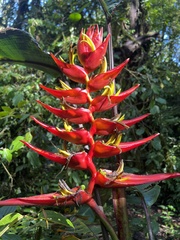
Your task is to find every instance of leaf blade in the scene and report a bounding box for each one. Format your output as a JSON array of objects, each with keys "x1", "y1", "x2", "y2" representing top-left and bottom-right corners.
[{"x1": 0, "y1": 28, "x2": 60, "y2": 77}]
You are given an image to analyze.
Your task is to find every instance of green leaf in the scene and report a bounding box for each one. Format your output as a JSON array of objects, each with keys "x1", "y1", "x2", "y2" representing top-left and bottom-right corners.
[
  {"x1": 27, "y1": 151, "x2": 41, "y2": 168},
  {"x1": 150, "y1": 105, "x2": 160, "y2": 114},
  {"x1": 151, "y1": 83, "x2": 160, "y2": 94},
  {"x1": 12, "y1": 93, "x2": 24, "y2": 106},
  {"x1": 144, "y1": 185, "x2": 161, "y2": 206},
  {"x1": 136, "y1": 184, "x2": 161, "y2": 207},
  {"x1": 0, "y1": 213, "x2": 23, "y2": 237},
  {"x1": 151, "y1": 137, "x2": 162, "y2": 150},
  {"x1": 66, "y1": 219, "x2": 75, "y2": 229},
  {"x1": 155, "y1": 97, "x2": 167, "y2": 104},
  {"x1": 77, "y1": 205, "x2": 95, "y2": 223},
  {"x1": 0, "y1": 106, "x2": 14, "y2": 118},
  {"x1": 9, "y1": 136, "x2": 24, "y2": 152},
  {"x1": 1, "y1": 233, "x2": 22, "y2": 240},
  {"x1": 0, "y1": 149, "x2": 12, "y2": 162},
  {"x1": 136, "y1": 127, "x2": 145, "y2": 136},
  {"x1": 24, "y1": 132, "x2": 33, "y2": 143},
  {"x1": 0, "y1": 206, "x2": 17, "y2": 219},
  {"x1": 0, "y1": 28, "x2": 61, "y2": 77},
  {"x1": 151, "y1": 219, "x2": 159, "y2": 235},
  {"x1": 39, "y1": 210, "x2": 74, "y2": 228}
]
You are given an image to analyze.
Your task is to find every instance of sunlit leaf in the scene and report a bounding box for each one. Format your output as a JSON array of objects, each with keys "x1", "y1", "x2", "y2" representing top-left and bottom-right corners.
[
  {"x1": 0, "y1": 28, "x2": 60, "y2": 77},
  {"x1": 9, "y1": 136, "x2": 24, "y2": 152},
  {"x1": 0, "y1": 148, "x2": 12, "y2": 162},
  {"x1": 24, "y1": 132, "x2": 33, "y2": 143},
  {"x1": 0, "y1": 213, "x2": 23, "y2": 237}
]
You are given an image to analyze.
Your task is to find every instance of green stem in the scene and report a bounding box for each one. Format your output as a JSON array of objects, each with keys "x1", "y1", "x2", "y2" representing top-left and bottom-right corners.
[
  {"x1": 112, "y1": 188, "x2": 131, "y2": 239},
  {"x1": 140, "y1": 194, "x2": 155, "y2": 240},
  {"x1": 94, "y1": 187, "x2": 110, "y2": 240},
  {"x1": 88, "y1": 197, "x2": 118, "y2": 240}
]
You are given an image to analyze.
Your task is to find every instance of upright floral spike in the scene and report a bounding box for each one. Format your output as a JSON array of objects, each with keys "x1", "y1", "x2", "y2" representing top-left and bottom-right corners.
[{"x1": 1, "y1": 24, "x2": 179, "y2": 233}]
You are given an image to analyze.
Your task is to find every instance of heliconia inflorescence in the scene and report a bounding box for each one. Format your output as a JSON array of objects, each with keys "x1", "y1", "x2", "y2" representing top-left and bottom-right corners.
[{"x1": 0, "y1": 25, "x2": 179, "y2": 207}]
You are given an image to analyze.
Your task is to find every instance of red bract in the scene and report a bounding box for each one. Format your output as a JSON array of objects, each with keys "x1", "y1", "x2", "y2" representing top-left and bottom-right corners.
[
  {"x1": 95, "y1": 171, "x2": 180, "y2": 188},
  {"x1": 0, "y1": 192, "x2": 65, "y2": 206},
  {"x1": 0, "y1": 188, "x2": 92, "y2": 206},
  {"x1": 94, "y1": 113, "x2": 150, "y2": 135},
  {"x1": 77, "y1": 25, "x2": 110, "y2": 73},
  {"x1": 86, "y1": 24, "x2": 103, "y2": 48},
  {"x1": 93, "y1": 134, "x2": 159, "y2": 158},
  {"x1": 37, "y1": 100, "x2": 93, "y2": 124},
  {"x1": 21, "y1": 141, "x2": 89, "y2": 170},
  {"x1": 88, "y1": 59, "x2": 129, "y2": 92},
  {"x1": 31, "y1": 116, "x2": 92, "y2": 145},
  {"x1": 50, "y1": 53, "x2": 89, "y2": 84},
  {"x1": 40, "y1": 84, "x2": 89, "y2": 104},
  {"x1": 90, "y1": 84, "x2": 139, "y2": 112}
]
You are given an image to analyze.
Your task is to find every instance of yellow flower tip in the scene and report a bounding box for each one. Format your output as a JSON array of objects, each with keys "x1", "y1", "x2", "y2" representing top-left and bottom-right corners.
[
  {"x1": 99, "y1": 168, "x2": 106, "y2": 176},
  {"x1": 59, "y1": 56, "x2": 65, "y2": 62},
  {"x1": 114, "y1": 133, "x2": 122, "y2": 146},
  {"x1": 99, "y1": 163, "x2": 124, "y2": 183},
  {"x1": 116, "y1": 160, "x2": 124, "y2": 177},
  {"x1": 63, "y1": 120, "x2": 72, "y2": 132},
  {"x1": 85, "y1": 74, "x2": 89, "y2": 83},
  {"x1": 58, "y1": 180, "x2": 75, "y2": 196},
  {"x1": 101, "y1": 85, "x2": 111, "y2": 96},
  {"x1": 106, "y1": 133, "x2": 116, "y2": 145},
  {"x1": 58, "y1": 149, "x2": 71, "y2": 157},
  {"x1": 61, "y1": 105, "x2": 66, "y2": 110},
  {"x1": 99, "y1": 57, "x2": 107, "y2": 73},
  {"x1": 109, "y1": 82, "x2": 115, "y2": 95},
  {"x1": 115, "y1": 88, "x2": 121, "y2": 96},
  {"x1": 55, "y1": 86, "x2": 62, "y2": 90},
  {"x1": 116, "y1": 176, "x2": 129, "y2": 182},
  {"x1": 101, "y1": 82, "x2": 115, "y2": 96},
  {"x1": 68, "y1": 45, "x2": 77, "y2": 64},
  {"x1": 60, "y1": 80, "x2": 72, "y2": 90},
  {"x1": 81, "y1": 33, "x2": 96, "y2": 51},
  {"x1": 117, "y1": 114, "x2": 125, "y2": 122},
  {"x1": 106, "y1": 133, "x2": 122, "y2": 146}
]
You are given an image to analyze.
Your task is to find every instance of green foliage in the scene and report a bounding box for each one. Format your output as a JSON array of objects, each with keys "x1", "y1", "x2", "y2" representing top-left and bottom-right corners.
[
  {"x1": 0, "y1": 206, "x2": 101, "y2": 239},
  {"x1": 157, "y1": 205, "x2": 180, "y2": 239}
]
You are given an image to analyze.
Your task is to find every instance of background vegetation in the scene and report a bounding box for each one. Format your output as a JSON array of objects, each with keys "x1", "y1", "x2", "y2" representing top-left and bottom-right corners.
[{"x1": 0, "y1": 0, "x2": 179, "y2": 239}]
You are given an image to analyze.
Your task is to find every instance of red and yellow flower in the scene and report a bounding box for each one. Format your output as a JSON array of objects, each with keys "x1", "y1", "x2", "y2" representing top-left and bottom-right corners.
[{"x1": 0, "y1": 25, "x2": 179, "y2": 207}]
